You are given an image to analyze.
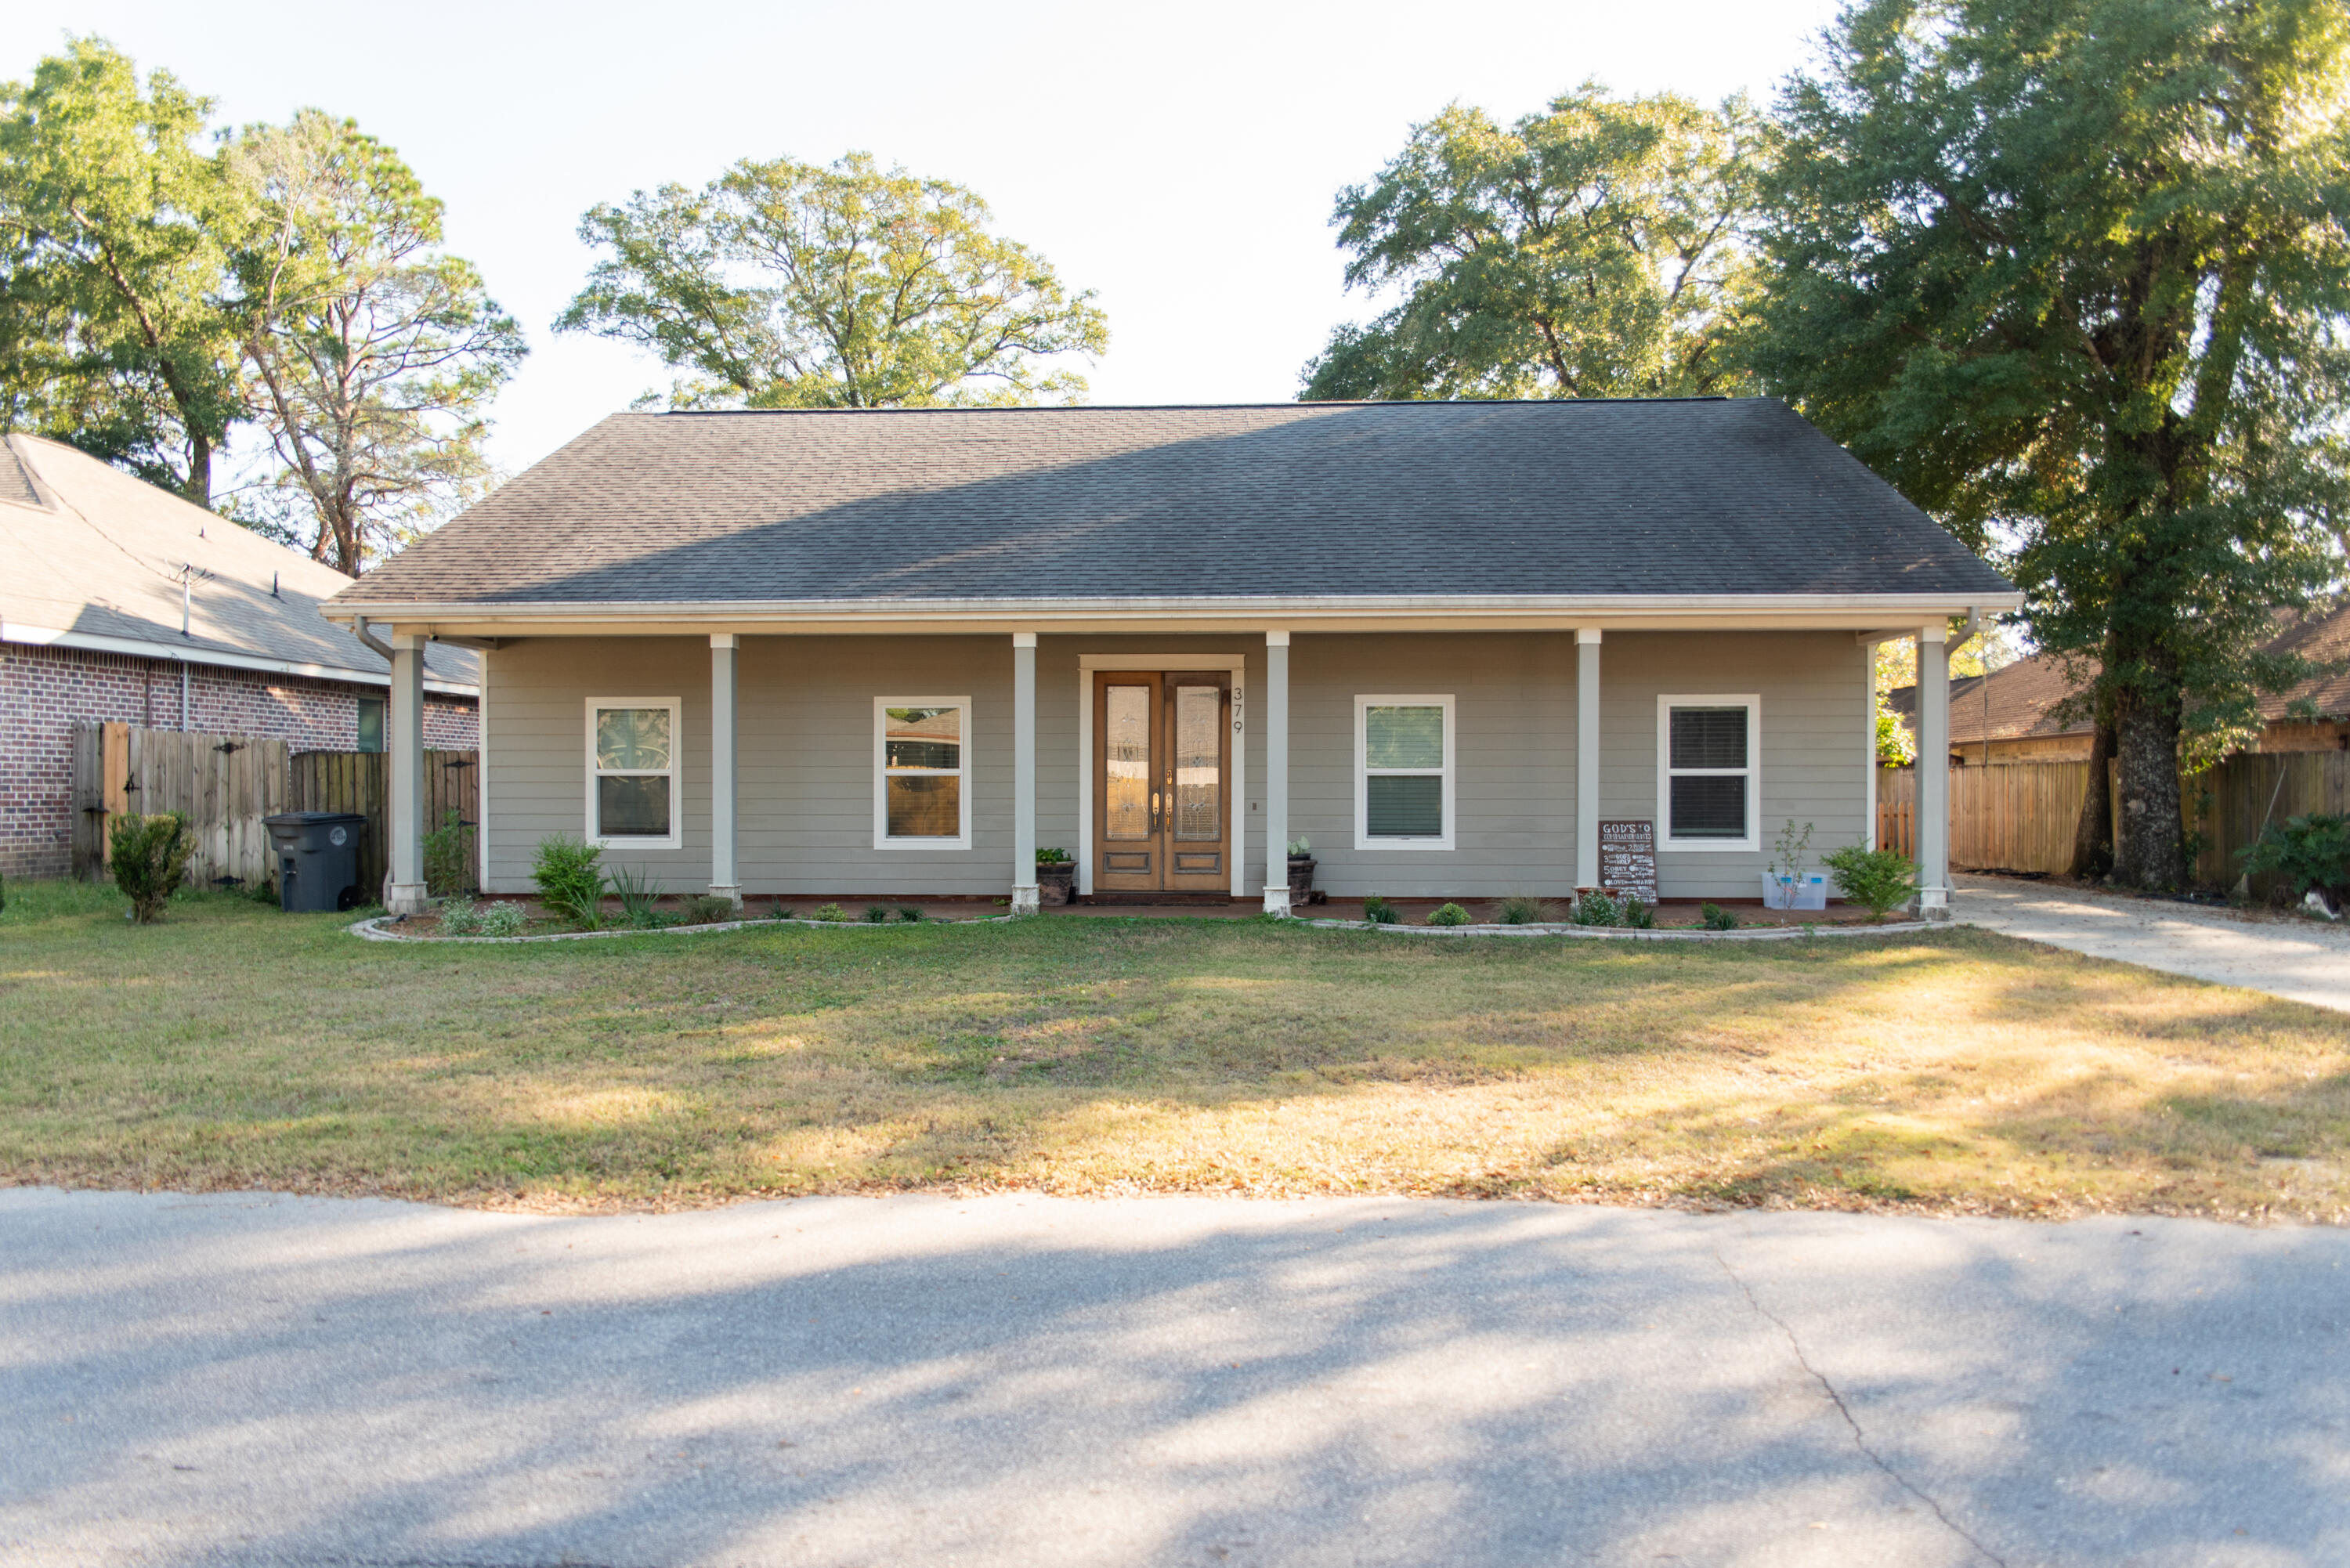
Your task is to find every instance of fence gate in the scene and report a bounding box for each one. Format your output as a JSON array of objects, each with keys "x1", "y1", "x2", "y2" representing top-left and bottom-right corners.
[{"x1": 69, "y1": 722, "x2": 291, "y2": 887}]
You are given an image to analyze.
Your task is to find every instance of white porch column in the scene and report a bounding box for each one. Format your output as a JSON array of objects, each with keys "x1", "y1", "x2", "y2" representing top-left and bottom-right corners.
[
  {"x1": 1263, "y1": 630, "x2": 1291, "y2": 915},
  {"x1": 709, "y1": 634, "x2": 740, "y2": 909},
  {"x1": 1575, "y1": 627, "x2": 1600, "y2": 888},
  {"x1": 1864, "y1": 641, "x2": 1880, "y2": 851},
  {"x1": 1916, "y1": 624, "x2": 1952, "y2": 918},
  {"x1": 1011, "y1": 633, "x2": 1039, "y2": 914},
  {"x1": 385, "y1": 632, "x2": 428, "y2": 915}
]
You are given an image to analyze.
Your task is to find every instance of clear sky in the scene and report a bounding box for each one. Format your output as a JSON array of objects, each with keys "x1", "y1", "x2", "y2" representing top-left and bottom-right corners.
[{"x1": 3, "y1": 0, "x2": 1844, "y2": 478}]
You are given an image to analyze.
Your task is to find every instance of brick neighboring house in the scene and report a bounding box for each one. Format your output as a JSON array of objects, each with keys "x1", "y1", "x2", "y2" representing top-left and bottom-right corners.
[
  {"x1": 1886, "y1": 604, "x2": 2350, "y2": 764},
  {"x1": 2, "y1": 434, "x2": 478, "y2": 879}
]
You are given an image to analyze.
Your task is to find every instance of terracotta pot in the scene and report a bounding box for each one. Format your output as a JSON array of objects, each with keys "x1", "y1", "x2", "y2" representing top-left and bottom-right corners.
[{"x1": 1037, "y1": 862, "x2": 1076, "y2": 905}]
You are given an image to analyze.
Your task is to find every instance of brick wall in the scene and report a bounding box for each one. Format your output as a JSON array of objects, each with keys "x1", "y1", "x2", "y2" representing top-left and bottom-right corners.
[{"x1": 2, "y1": 641, "x2": 476, "y2": 879}]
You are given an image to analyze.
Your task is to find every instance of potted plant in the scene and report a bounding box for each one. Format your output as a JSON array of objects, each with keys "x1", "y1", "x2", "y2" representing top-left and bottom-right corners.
[
  {"x1": 1286, "y1": 835, "x2": 1321, "y2": 905},
  {"x1": 1762, "y1": 818, "x2": 1827, "y2": 910},
  {"x1": 1036, "y1": 847, "x2": 1076, "y2": 905}
]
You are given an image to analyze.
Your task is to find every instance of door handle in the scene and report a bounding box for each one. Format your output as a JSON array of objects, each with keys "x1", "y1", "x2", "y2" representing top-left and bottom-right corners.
[{"x1": 1151, "y1": 790, "x2": 1162, "y2": 831}]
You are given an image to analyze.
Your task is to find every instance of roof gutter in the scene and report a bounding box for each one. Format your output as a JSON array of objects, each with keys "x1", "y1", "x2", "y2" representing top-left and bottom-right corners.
[{"x1": 2, "y1": 620, "x2": 477, "y2": 697}]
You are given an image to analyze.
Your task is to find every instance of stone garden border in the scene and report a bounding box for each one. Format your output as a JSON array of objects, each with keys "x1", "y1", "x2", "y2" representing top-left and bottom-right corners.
[
  {"x1": 349, "y1": 912, "x2": 1012, "y2": 945},
  {"x1": 1296, "y1": 916, "x2": 1934, "y2": 941}
]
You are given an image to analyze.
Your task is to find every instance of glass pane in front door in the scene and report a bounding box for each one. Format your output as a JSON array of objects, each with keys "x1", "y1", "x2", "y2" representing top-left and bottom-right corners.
[
  {"x1": 1104, "y1": 683, "x2": 1152, "y2": 840},
  {"x1": 1173, "y1": 685, "x2": 1221, "y2": 840}
]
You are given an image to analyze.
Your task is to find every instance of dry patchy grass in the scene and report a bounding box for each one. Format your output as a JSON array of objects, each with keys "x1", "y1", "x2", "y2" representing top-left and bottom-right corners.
[{"x1": 2, "y1": 879, "x2": 2346, "y2": 1221}]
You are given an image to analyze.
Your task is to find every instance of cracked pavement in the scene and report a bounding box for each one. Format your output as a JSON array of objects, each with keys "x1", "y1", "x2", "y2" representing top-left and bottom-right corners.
[{"x1": 5, "y1": 1189, "x2": 2345, "y2": 1567}]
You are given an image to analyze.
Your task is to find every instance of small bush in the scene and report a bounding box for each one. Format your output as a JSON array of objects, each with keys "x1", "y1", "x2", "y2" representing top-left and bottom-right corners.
[
  {"x1": 1427, "y1": 901, "x2": 1472, "y2": 926},
  {"x1": 1496, "y1": 895, "x2": 1550, "y2": 925},
  {"x1": 897, "y1": 905, "x2": 925, "y2": 923},
  {"x1": 531, "y1": 834, "x2": 606, "y2": 929},
  {"x1": 770, "y1": 899, "x2": 794, "y2": 920},
  {"x1": 421, "y1": 809, "x2": 474, "y2": 897},
  {"x1": 1701, "y1": 901, "x2": 1738, "y2": 931},
  {"x1": 812, "y1": 902, "x2": 849, "y2": 923},
  {"x1": 436, "y1": 896, "x2": 482, "y2": 935},
  {"x1": 1361, "y1": 894, "x2": 1399, "y2": 925},
  {"x1": 475, "y1": 901, "x2": 526, "y2": 938},
  {"x1": 611, "y1": 865, "x2": 666, "y2": 927},
  {"x1": 1622, "y1": 897, "x2": 1654, "y2": 929},
  {"x1": 110, "y1": 813, "x2": 196, "y2": 923},
  {"x1": 2237, "y1": 813, "x2": 2350, "y2": 905},
  {"x1": 1036, "y1": 847, "x2": 1072, "y2": 865},
  {"x1": 683, "y1": 894, "x2": 736, "y2": 925},
  {"x1": 1573, "y1": 890, "x2": 1620, "y2": 927},
  {"x1": 863, "y1": 903, "x2": 891, "y2": 923},
  {"x1": 1821, "y1": 844, "x2": 1918, "y2": 919}
]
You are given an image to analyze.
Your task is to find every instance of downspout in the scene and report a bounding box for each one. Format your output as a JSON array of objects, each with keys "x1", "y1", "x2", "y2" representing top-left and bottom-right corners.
[{"x1": 352, "y1": 616, "x2": 398, "y2": 663}]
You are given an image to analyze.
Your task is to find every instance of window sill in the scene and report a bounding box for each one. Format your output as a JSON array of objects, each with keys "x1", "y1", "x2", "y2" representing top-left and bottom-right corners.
[
  {"x1": 1661, "y1": 838, "x2": 1757, "y2": 853},
  {"x1": 1354, "y1": 836, "x2": 1456, "y2": 852},
  {"x1": 591, "y1": 835, "x2": 682, "y2": 851},
  {"x1": 875, "y1": 838, "x2": 974, "y2": 852}
]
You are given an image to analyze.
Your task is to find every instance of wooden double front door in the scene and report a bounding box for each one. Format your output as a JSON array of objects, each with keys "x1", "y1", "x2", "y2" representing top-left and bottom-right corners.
[{"x1": 1094, "y1": 670, "x2": 1232, "y2": 893}]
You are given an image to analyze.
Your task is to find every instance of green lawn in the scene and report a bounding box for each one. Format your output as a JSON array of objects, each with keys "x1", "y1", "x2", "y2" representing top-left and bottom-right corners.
[{"x1": 2, "y1": 878, "x2": 2346, "y2": 1221}]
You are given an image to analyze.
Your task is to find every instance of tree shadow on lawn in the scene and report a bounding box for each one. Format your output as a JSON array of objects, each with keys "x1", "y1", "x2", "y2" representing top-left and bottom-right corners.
[{"x1": 5, "y1": 1189, "x2": 2342, "y2": 1566}]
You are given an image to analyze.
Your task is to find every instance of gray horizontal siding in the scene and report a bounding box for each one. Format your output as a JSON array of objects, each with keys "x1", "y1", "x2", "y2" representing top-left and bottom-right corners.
[{"x1": 480, "y1": 630, "x2": 1867, "y2": 902}]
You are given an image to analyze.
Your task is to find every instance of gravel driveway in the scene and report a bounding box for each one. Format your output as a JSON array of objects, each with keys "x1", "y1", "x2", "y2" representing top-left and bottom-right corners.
[
  {"x1": 1955, "y1": 872, "x2": 2350, "y2": 1013},
  {"x1": 5, "y1": 1187, "x2": 2345, "y2": 1567}
]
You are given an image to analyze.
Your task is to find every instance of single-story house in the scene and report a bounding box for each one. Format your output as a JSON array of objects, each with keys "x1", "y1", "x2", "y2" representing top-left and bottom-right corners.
[
  {"x1": 320, "y1": 399, "x2": 2019, "y2": 916},
  {"x1": 0, "y1": 434, "x2": 479, "y2": 879},
  {"x1": 1887, "y1": 603, "x2": 2350, "y2": 763}
]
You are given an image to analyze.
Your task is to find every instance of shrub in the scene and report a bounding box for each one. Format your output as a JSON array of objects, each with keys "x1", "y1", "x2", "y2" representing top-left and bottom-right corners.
[
  {"x1": 863, "y1": 903, "x2": 891, "y2": 923},
  {"x1": 1573, "y1": 890, "x2": 1620, "y2": 927},
  {"x1": 110, "y1": 813, "x2": 196, "y2": 923},
  {"x1": 1622, "y1": 897, "x2": 1654, "y2": 930},
  {"x1": 1361, "y1": 894, "x2": 1399, "y2": 925},
  {"x1": 1287, "y1": 835, "x2": 1312, "y2": 858},
  {"x1": 812, "y1": 902, "x2": 849, "y2": 923},
  {"x1": 1036, "y1": 847, "x2": 1072, "y2": 865},
  {"x1": 2238, "y1": 813, "x2": 2350, "y2": 905},
  {"x1": 1427, "y1": 901, "x2": 1472, "y2": 926},
  {"x1": 437, "y1": 896, "x2": 482, "y2": 935},
  {"x1": 1701, "y1": 901, "x2": 1739, "y2": 931},
  {"x1": 421, "y1": 809, "x2": 474, "y2": 897},
  {"x1": 896, "y1": 905, "x2": 925, "y2": 922},
  {"x1": 610, "y1": 865, "x2": 667, "y2": 928},
  {"x1": 683, "y1": 894, "x2": 736, "y2": 925},
  {"x1": 770, "y1": 899, "x2": 794, "y2": 919},
  {"x1": 531, "y1": 834, "x2": 606, "y2": 929},
  {"x1": 1496, "y1": 895, "x2": 1550, "y2": 925},
  {"x1": 475, "y1": 901, "x2": 526, "y2": 938},
  {"x1": 1822, "y1": 844, "x2": 1919, "y2": 919}
]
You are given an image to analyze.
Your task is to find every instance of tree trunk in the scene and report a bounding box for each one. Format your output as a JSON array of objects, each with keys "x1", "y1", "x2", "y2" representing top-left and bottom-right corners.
[
  {"x1": 2111, "y1": 680, "x2": 2187, "y2": 891},
  {"x1": 2070, "y1": 717, "x2": 2117, "y2": 880},
  {"x1": 183, "y1": 431, "x2": 212, "y2": 510}
]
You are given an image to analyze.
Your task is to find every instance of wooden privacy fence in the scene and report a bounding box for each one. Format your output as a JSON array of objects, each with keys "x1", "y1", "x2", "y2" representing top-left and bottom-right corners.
[
  {"x1": 1879, "y1": 752, "x2": 2350, "y2": 891},
  {"x1": 70, "y1": 722, "x2": 290, "y2": 887},
  {"x1": 288, "y1": 748, "x2": 479, "y2": 898}
]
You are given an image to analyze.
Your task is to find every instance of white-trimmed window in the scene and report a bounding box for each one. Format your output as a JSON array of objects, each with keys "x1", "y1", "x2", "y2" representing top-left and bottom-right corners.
[
  {"x1": 876, "y1": 697, "x2": 972, "y2": 850},
  {"x1": 1355, "y1": 695, "x2": 1455, "y2": 851},
  {"x1": 586, "y1": 698, "x2": 681, "y2": 849},
  {"x1": 1658, "y1": 695, "x2": 1759, "y2": 851}
]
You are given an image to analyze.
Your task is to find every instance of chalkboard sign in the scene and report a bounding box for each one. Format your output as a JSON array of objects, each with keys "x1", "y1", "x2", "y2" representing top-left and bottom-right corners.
[{"x1": 1599, "y1": 819, "x2": 1658, "y2": 901}]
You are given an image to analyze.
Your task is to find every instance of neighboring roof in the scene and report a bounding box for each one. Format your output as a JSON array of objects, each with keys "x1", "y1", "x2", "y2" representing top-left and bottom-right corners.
[
  {"x1": 0, "y1": 435, "x2": 475, "y2": 693},
  {"x1": 1887, "y1": 603, "x2": 2350, "y2": 744},
  {"x1": 332, "y1": 399, "x2": 2019, "y2": 611}
]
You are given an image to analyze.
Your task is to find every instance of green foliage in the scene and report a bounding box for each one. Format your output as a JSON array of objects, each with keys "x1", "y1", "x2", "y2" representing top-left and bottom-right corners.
[
  {"x1": 769, "y1": 899, "x2": 794, "y2": 920},
  {"x1": 1496, "y1": 895, "x2": 1551, "y2": 925},
  {"x1": 896, "y1": 905, "x2": 925, "y2": 923},
  {"x1": 1766, "y1": 819, "x2": 1814, "y2": 887},
  {"x1": 1573, "y1": 890, "x2": 1621, "y2": 927},
  {"x1": 1287, "y1": 836, "x2": 1312, "y2": 858},
  {"x1": 862, "y1": 903, "x2": 891, "y2": 923},
  {"x1": 475, "y1": 901, "x2": 525, "y2": 938},
  {"x1": 1361, "y1": 894, "x2": 1400, "y2": 925},
  {"x1": 1700, "y1": 902, "x2": 1738, "y2": 931},
  {"x1": 2238, "y1": 814, "x2": 2350, "y2": 902},
  {"x1": 436, "y1": 894, "x2": 481, "y2": 935},
  {"x1": 421, "y1": 809, "x2": 473, "y2": 898},
  {"x1": 1303, "y1": 83, "x2": 1761, "y2": 401},
  {"x1": 1750, "y1": 0, "x2": 2350, "y2": 889},
  {"x1": 530, "y1": 834, "x2": 606, "y2": 929},
  {"x1": 609, "y1": 864, "x2": 665, "y2": 928},
  {"x1": 683, "y1": 894, "x2": 736, "y2": 926},
  {"x1": 228, "y1": 110, "x2": 526, "y2": 574},
  {"x1": 0, "y1": 38, "x2": 243, "y2": 504},
  {"x1": 811, "y1": 902, "x2": 849, "y2": 923},
  {"x1": 108, "y1": 812, "x2": 195, "y2": 923},
  {"x1": 1036, "y1": 847, "x2": 1072, "y2": 865},
  {"x1": 1875, "y1": 705, "x2": 1918, "y2": 766},
  {"x1": 557, "y1": 151, "x2": 1107, "y2": 410},
  {"x1": 1622, "y1": 897, "x2": 1654, "y2": 930},
  {"x1": 1426, "y1": 901, "x2": 1472, "y2": 927},
  {"x1": 1822, "y1": 845, "x2": 1919, "y2": 919}
]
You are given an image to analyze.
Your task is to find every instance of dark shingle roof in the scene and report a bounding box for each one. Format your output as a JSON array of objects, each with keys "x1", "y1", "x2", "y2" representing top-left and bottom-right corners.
[{"x1": 337, "y1": 399, "x2": 2016, "y2": 607}]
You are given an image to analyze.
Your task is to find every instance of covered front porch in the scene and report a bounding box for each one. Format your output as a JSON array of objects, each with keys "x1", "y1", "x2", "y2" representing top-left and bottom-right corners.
[{"x1": 369, "y1": 619, "x2": 1972, "y2": 920}]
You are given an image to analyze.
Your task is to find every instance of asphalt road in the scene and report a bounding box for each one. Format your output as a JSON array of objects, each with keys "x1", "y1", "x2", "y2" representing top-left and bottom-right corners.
[{"x1": 4, "y1": 1189, "x2": 2345, "y2": 1567}]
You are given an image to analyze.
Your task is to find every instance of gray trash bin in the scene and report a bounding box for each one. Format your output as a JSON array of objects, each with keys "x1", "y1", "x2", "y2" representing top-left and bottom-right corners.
[{"x1": 264, "y1": 811, "x2": 367, "y2": 912}]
